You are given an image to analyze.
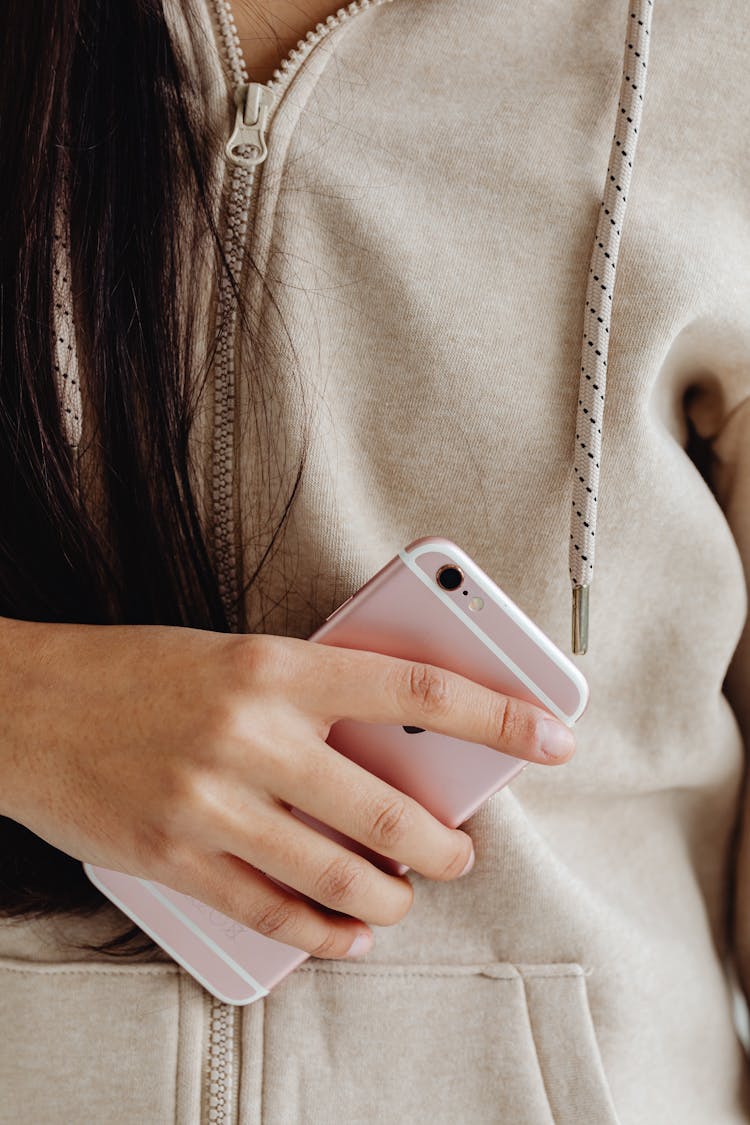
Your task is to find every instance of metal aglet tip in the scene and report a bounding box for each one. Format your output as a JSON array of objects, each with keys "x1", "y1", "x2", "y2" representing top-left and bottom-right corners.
[{"x1": 572, "y1": 585, "x2": 589, "y2": 655}]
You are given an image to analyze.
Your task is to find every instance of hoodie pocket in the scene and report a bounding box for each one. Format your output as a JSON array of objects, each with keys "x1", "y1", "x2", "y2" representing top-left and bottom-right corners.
[
  {"x1": 0, "y1": 955, "x2": 199, "y2": 1124},
  {"x1": 254, "y1": 960, "x2": 619, "y2": 1125}
]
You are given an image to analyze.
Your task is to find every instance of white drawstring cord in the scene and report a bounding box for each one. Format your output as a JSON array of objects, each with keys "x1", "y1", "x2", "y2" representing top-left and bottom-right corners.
[
  {"x1": 52, "y1": 160, "x2": 83, "y2": 496},
  {"x1": 570, "y1": 0, "x2": 655, "y2": 654}
]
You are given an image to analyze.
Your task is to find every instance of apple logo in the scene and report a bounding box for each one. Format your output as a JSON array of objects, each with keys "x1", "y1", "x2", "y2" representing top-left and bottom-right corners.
[{"x1": 402, "y1": 725, "x2": 425, "y2": 734}]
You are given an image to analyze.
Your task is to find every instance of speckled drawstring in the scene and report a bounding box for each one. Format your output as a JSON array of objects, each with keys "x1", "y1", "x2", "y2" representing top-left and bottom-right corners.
[
  {"x1": 52, "y1": 161, "x2": 83, "y2": 494},
  {"x1": 569, "y1": 0, "x2": 654, "y2": 654}
]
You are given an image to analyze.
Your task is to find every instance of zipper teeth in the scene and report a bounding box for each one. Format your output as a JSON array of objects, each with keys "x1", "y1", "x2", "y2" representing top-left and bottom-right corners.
[
  {"x1": 211, "y1": 0, "x2": 247, "y2": 87},
  {"x1": 211, "y1": 146, "x2": 251, "y2": 633},
  {"x1": 208, "y1": 0, "x2": 394, "y2": 631},
  {"x1": 205, "y1": 995, "x2": 239, "y2": 1124},
  {"x1": 215, "y1": 0, "x2": 393, "y2": 100},
  {"x1": 206, "y1": 2, "x2": 250, "y2": 635},
  {"x1": 266, "y1": 0, "x2": 393, "y2": 96}
]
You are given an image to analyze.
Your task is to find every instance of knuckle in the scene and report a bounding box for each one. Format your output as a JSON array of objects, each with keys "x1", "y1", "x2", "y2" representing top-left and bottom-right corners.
[
  {"x1": 252, "y1": 897, "x2": 297, "y2": 940},
  {"x1": 368, "y1": 795, "x2": 410, "y2": 850},
  {"x1": 136, "y1": 823, "x2": 185, "y2": 876},
  {"x1": 226, "y1": 632, "x2": 290, "y2": 693},
  {"x1": 309, "y1": 928, "x2": 344, "y2": 959},
  {"x1": 438, "y1": 840, "x2": 474, "y2": 881},
  {"x1": 491, "y1": 694, "x2": 517, "y2": 746},
  {"x1": 382, "y1": 878, "x2": 414, "y2": 924},
  {"x1": 314, "y1": 856, "x2": 366, "y2": 908},
  {"x1": 404, "y1": 661, "x2": 452, "y2": 717},
  {"x1": 164, "y1": 763, "x2": 216, "y2": 821}
]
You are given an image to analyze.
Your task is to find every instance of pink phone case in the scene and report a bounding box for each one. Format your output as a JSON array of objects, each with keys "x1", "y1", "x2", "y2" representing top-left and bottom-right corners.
[{"x1": 84, "y1": 536, "x2": 589, "y2": 1005}]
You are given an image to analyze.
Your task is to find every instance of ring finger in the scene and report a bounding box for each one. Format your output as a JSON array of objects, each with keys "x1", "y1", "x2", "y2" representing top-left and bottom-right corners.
[{"x1": 217, "y1": 795, "x2": 415, "y2": 927}]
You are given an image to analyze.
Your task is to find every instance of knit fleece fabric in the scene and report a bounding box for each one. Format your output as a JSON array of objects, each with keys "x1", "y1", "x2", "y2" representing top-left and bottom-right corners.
[{"x1": 2, "y1": 1, "x2": 750, "y2": 1122}]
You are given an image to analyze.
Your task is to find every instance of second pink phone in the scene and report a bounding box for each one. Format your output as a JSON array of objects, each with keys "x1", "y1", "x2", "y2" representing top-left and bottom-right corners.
[{"x1": 84, "y1": 536, "x2": 589, "y2": 1005}]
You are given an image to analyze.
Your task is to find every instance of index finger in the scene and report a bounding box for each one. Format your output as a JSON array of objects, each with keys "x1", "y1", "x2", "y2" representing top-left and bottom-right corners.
[{"x1": 295, "y1": 639, "x2": 576, "y2": 765}]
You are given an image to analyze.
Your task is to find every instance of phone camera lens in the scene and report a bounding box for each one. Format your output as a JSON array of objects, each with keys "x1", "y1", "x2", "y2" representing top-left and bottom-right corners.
[{"x1": 436, "y1": 564, "x2": 464, "y2": 591}]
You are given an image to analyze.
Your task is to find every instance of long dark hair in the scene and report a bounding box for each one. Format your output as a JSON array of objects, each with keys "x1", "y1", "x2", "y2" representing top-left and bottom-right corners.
[{"x1": 0, "y1": 0, "x2": 299, "y2": 956}]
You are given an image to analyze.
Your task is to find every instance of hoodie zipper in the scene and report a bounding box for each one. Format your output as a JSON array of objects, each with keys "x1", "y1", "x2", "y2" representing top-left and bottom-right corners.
[
  {"x1": 209, "y1": 0, "x2": 392, "y2": 639},
  {"x1": 206, "y1": 9, "x2": 393, "y2": 1120},
  {"x1": 204, "y1": 996, "x2": 239, "y2": 1124}
]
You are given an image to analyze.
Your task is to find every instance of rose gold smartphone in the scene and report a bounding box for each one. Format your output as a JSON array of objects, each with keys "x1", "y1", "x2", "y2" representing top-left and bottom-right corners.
[{"x1": 84, "y1": 537, "x2": 589, "y2": 1005}]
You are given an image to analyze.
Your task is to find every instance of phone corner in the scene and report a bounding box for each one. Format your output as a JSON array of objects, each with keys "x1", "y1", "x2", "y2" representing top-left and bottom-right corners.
[
  {"x1": 81, "y1": 860, "x2": 100, "y2": 886},
  {"x1": 569, "y1": 672, "x2": 591, "y2": 725},
  {"x1": 207, "y1": 982, "x2": 270, "y2": 1007},
  {"x1": 402, "y1": 534, "x2": 462, "y2": 557}
]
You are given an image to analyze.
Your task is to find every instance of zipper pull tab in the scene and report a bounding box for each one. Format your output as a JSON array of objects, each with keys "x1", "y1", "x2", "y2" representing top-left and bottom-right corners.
[{"x1": 225, "y1": 82, "x2": 275, "y2": 169}]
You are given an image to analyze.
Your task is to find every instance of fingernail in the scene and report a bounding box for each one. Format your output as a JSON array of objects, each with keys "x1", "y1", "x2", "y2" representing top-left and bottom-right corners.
[
  {"x1": 345, "y1": 931, "x2": 373, "y2": 958},
  {"x1": 540, "y1": 718, "x2": 576, "y2": 760},
  {"x1": 459, "y1": 847, "x2": 475, "y2": 877}
]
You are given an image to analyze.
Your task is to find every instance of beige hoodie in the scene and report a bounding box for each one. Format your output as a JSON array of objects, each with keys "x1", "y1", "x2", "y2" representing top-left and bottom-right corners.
[{"x1": 2, "y1": 0, "x2": 750, "y2": 1122}]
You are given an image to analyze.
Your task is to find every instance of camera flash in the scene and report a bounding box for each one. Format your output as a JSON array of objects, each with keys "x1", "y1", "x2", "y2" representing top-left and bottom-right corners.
[{"x1": 468, "y1": 596, "x2": 484, "y2": 612}]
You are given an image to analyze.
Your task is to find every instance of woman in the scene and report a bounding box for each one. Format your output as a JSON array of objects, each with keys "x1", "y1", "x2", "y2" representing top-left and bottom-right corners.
[{"x1": 0, "y1": 0, "x2": 748, "y2": 1120}]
